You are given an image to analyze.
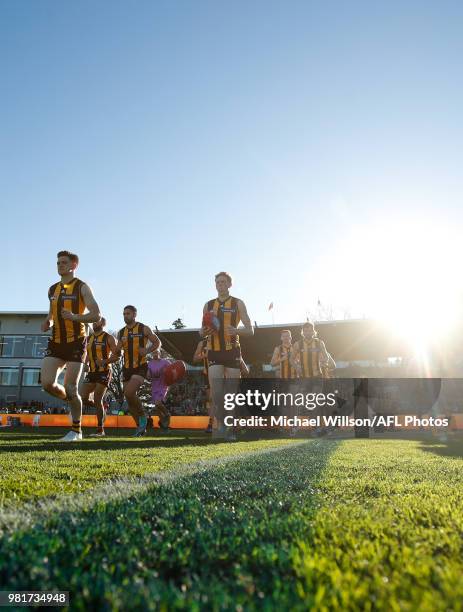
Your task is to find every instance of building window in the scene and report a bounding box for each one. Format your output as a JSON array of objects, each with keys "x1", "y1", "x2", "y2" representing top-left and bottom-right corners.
[
  {"x1": 0, "y1": 336, "x2": 25, "y2": 358},
  {"x1": 0, "y1": 335, "x2": 49, "y2": 358},
  {"x1": 24, "y1": 335, "x2": 49, "y2": 358},
  {"x1": 22, "y1": 369, "x2": 41, "y2": 387},
  {"x1": 0, "y1": 368, "x2": 19, "y2": 386}
]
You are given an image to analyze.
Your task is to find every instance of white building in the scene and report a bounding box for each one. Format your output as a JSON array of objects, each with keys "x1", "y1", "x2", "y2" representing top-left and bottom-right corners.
[{"x1": 0, "y1": 311, "x2": 58, "y2": 407}]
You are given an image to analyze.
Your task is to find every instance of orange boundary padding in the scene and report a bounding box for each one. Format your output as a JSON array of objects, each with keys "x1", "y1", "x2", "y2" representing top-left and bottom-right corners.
[
  {"x1": 0, "y1": 413, "x2": 209, "y2": 429},
  {"x1": 0, "y1": 413, "x2": 462, "y2": 429}
]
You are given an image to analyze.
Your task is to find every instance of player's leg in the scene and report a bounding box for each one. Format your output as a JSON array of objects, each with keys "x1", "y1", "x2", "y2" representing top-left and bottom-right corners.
[
  {"x1": 289, "y1": 379, "x2": 299, "y2": 437},
  {"x1": 60, "y1": 362, "x2": 84, "y2": 441},
  {"x1": 41, "y1": 357, "x2": 67, "y2": 400},
  {"x1": 312, "y1": 377, "x2": 327, "y2": 437},
  {"x1": 91, "y1": 383, "x2": 107, "y2": 436},
  {"x1": 155, "y1": 400, "x2": 170, "y2": 431},
  {"x1": 224, "y1": 367, "x2": 241, "y2": 441},
  {"x1": 208, "y1": 364, "x2": 225, "y2": 433},
  {"x1": 81, "y1": 382, "x2": 96, "y2": 410},
  {"x1": 123, "y1": 375, "x2": 146, "y2": 435},
  {"x1": 205, "y1": 387, "x2": 213, "y2": 433},
  {"x1": 224, "y1": 367, "x2": 240, "y2": 379}
]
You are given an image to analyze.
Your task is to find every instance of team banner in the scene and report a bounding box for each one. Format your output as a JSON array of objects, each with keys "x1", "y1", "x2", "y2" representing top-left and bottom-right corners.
[{"x1": 212, "y1": 378, "x2": 462, "y2": 438}]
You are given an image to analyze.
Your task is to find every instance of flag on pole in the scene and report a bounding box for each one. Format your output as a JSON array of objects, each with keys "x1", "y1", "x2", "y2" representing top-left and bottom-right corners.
[{"x1": 268, "y1": 302, "x2": 274, "y2": 311}]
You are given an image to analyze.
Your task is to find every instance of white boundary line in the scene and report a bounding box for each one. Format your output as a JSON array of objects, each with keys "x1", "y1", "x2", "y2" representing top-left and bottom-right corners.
[{"x1": 0, "y1": 440, "x2": 314, "y2": 533}]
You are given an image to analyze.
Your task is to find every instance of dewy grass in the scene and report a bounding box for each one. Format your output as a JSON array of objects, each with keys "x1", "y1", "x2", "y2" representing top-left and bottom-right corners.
[{"x1": 0, "y1": 437, "x2": 462, "y2": 611}]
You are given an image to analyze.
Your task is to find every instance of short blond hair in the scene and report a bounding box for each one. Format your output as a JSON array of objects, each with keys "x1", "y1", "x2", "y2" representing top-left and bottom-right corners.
[{"x1": 215, "y1": 271, "x2": 232, "y2": 284}]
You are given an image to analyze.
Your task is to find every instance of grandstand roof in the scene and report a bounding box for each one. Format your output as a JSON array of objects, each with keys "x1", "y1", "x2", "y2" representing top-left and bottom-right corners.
[
  {"x1": 156, "y1": 319, "x2": 412, "y2": 365},
  {"x1": 0, "y1": 311, "x2": 48, "y2": 316}
]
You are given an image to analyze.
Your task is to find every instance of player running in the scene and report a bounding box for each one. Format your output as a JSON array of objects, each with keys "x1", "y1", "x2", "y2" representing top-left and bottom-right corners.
[
  {"x1": 146, "y1": 348, "x2": 172, "y2": 432},
  {"x1": 201, "y1": 272, "x2": 253, "y2": 439},
  {"x1": 81, "y1": 317, "x2": 116, "y2": 437},
  {"x1": 290, "y1": 321, "x2": 331, "y2": 379},
  {"x1": 270, "y1": 329, "x2": 297, "y2": 378},
  {"x1": 107, "y1": 305, "x2": 161, "y2": 436},
  {"x1": 41, "y1": 250, "x2": 101, "y2": 442},
  {"x1": 270, "y1": 329, "x2": 297, "y2": 435},
  {"x1": 291, "y1": 321, "x2": 332, "y2": 437}
]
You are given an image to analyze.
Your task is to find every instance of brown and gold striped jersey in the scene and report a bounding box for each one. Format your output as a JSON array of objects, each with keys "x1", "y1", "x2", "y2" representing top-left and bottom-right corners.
[
  {"x1": 294, "y1": 337, "x2": 323, "y2": 378},
  {"x1": 206, "y1": 296, "x2": 241, "y2": 352},
  {"x1": 278, "y1": 344, "x2": 297, "y2": 379},
  {"x1": 118, "y1": 323, "x2": 147, "y2": 369},
  {"x1": 48, "y1": 278, "x2": 86, "y2": 343},
  {"x1": 87, "y1": 331, "x2": 112, "y2": 373}
]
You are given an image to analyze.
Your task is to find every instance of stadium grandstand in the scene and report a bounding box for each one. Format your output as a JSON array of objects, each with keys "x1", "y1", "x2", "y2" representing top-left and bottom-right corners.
[
  {"x1": 156, "y1": 318, "x2": 460, "y2": 377},
  {"x1": 2, "y1": 311, "x2": 462, "y2": 419}
]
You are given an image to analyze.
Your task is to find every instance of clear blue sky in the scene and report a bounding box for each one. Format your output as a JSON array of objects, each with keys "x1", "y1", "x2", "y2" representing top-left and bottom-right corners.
[{"x1": 2, "y1": 0, "x2": 462, "y2": 332}]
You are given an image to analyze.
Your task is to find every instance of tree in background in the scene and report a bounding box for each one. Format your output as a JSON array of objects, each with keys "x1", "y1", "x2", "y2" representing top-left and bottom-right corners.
[
  {"x1": 106, "y1": 359, "x2": 124, "y2": 409},
  {"x1": 106, "y1": 331, "x2": 124, "y2": 409},
  {"x1": 171, "y1": 318, "x2": 186, "y2": 329}
]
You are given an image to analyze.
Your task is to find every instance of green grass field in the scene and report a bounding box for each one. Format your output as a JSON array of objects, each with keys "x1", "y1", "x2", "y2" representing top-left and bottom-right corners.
[
  {"x1": 0, "y1": 429, "x2": 296, "y2": 505},
  {"x1": 0, "y1": 430, "x2": 462, "y2": 611}
]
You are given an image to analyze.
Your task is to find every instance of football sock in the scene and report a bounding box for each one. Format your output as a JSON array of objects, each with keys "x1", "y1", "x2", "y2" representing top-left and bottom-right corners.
[{"x1": 72, "y1": 420, "x2": 82, "y2": 434}]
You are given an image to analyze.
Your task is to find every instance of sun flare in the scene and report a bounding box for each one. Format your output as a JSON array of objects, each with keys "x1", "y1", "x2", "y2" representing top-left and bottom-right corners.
[{"x1": 307, "y1": 215, "x2": 461, "y2": 354}]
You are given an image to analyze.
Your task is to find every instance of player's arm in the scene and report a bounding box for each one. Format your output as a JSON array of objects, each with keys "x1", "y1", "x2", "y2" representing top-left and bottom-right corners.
[
  {"x1": 226, "y1": 299, "x2": 254, "y2": 336},
  {"x1": 105, "y1": 336, "x2": 124, "y2": 365},
  {"x1": 107, "y1": 333, "x2": 117, "y2": 357},
  {"x1": 61, "y1": 283, "x2": 101, "y2": 323},
  {"x1": 41, "y1": 302, "x2": 54, "y2": 333},
  {"x1": 270, "y1": 346, "x2": 281, "y2": 368},
  {"x1": 139, "y1": 327, "x2": 161, "y2": 357},
  {"x1": 320, "y1": 345, "x2": 336, "y2": 376},
  {"x1": 240, "y1": 357, "x2": 250, "y2": 376},
  {"x1": 322, "y1": 352, "x2": 336, "y2": 378},
  {"x1": 193, "y1": 340, "x2": 205, "y2": 363},
  {"x1": 319, "y1": 340, "x2": 331, "y2": 366},
  {"x1": 82, "y1": 353, "x2": 90, "y2": 373},
  {"x1": 200, "y1": 302, "x2": 215, "y2": 338}
]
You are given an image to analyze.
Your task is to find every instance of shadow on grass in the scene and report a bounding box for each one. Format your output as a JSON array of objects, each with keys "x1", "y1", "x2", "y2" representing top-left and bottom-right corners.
[
  {"x1": 418, "y1": 434, "x2": 463, "y2": 460},
  {"x1": 0, "y1": 440, "x2": 339, "y2": 609},
  {"x1": 0, "y1": 429, "x2": 300, "y2": 454}
]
